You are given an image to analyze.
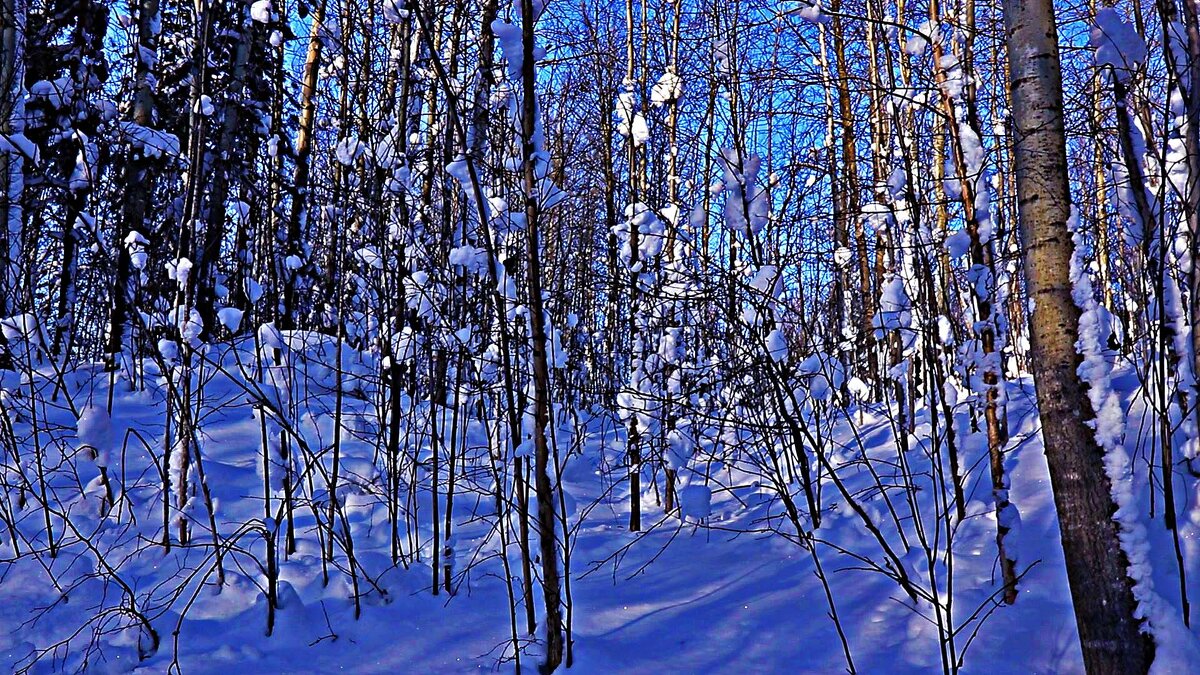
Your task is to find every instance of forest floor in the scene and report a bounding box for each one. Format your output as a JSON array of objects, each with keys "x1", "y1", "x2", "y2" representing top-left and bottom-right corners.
[{"x1": 1, "y1": 348, "x2": 1197, "y2": 674}]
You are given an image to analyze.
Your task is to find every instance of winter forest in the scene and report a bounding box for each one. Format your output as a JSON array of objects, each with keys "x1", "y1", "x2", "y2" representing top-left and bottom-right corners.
[{"x1": 3, "y1": 0, "x2": 1200, "y2": 671}]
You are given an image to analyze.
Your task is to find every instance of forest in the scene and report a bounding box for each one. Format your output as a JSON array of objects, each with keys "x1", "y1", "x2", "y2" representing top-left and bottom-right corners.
[{"x1": 0, "y1": 0, "x2": 1197, "y2": 672}]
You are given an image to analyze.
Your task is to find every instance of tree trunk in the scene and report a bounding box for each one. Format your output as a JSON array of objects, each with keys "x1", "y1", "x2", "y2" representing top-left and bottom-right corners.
[
  {"x1": 0, "y1": 0, "x2": 25, "y2": 320},
  {"x1": 281, "y1": 0, "x2": 327, "y2": 330},
  {"x1": 829, "y1": 0, "x2": 873, "y2": 380},
  {"x1": 519, "y1": 1, "x2": 564, "y2": 669},
  {"x1": 198, "y1": 1, "x2": 253, "y2": 338},
  {"x1": 1003, "y1": 0, "x2": 1153, "y2": 670},
  {"x1": 108, "y1": 0, "x2": 160, "y2": 368}
]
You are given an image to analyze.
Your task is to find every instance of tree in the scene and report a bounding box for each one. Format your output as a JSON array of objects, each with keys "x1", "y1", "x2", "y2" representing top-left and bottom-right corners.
[
  {"x1": 1003, "y1": 0, "x2": 1153, "y2": 670},
  {"x1": 517, "y1": 0, "x2": 565, "y2": 668},
  {"x1": 0, "y1": 0, "x2": 25, "y2": 324}
]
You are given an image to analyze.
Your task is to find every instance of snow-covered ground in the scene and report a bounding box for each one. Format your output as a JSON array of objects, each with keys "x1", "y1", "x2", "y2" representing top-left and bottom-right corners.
[{"x1": 0, "y1": 344, "x2": 1196, "y2": 674}]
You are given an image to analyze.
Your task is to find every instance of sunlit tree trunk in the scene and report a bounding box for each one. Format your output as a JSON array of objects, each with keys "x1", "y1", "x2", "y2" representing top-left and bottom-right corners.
[{"x1": 1004, "y1": 0, "x2": 1154, "y2": 668}]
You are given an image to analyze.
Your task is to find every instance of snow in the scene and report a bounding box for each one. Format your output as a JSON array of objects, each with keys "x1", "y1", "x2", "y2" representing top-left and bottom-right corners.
[
  {"x1": 354, "y1": 246, "x2": 383, "y2": 269},
  {"x1": 68, "y1": 137, "x2": 98, "y2": 190},
  {"x1": 1, "y1": 332, "x2": 1196, "y2": 675},
  {"x1": 720, "y1": 149, "x2": 770, "y2": 235},
  {"x1": 651, "y1": 71, "x2": 682, "y2": 107},
  {"x1": 195, "y1": 94, "x2": 215, "y2": 116},
  {"x1": 766, "y1": 328, "x2": 788, "y2": 362},
  {"x1": 76, "y1": 405, "x2": 114, "y2": 467},
  {"x1": 1068, "y1": 208, "x2": 1200, "y2": 668},
  {"x1": 937, "y1": 315, "x2": 955, "y2": 346},
  {"x1": 847, "y1": 376, "x2": 871, "y2": 399},
  {"x1": 119, "y1": 122, "x2": 180, "y2": 159},
  {"x1": 833, "y1": 246, "x2": 852, "y2": 267},
  {"x1": 616, "y1": 91, "x2": 635, "y2": 136},
  {"x1": 173, "y1": 306, "x2": 204, "y2": 345},
  {"x1": 493, "y1": 20, "x2": 524, "y2": 80},
  {"x1": 449, "y1": 244, "x2": 488, "y2": 273},
  {"x1": 946, "y1": 229, "x2": 970, "y2": 258},
  {"x1": 0, "y1": 133, "x2": 38, "y2": 163},
  {"x1": 613, "y1": 203, "x2": 668, "y2": 268},
  {"x1": 245, "y1": 278, "x2": 264, "y2": 303},
  {"x1": 679, "y1": 483, "x2": 712, "y2": 520},
  {"x1": 1091, "y1": 9, "x2": 1147, "y2": 81},
  {"x1": 30, "y1": 77, "x2": 73, "y2": 109},
  {"x1": 382, "y1": 0, "x2": 407, "y2": 23},
  {"x1": 630, "y1": 113, "x2": 649, "y2": 146},
  {"x1": 158, "y1": 338, "x2": 179, "y2": 361},
  {"x1": 375, "y1": 125, "x2": 403, "y2": 169},
  {"x1": 904, "y1": 26, "x2": 929, "y2": 56},
  {"x1": 0, "y1": 313, "x2": 41, "y2": 342},
  {"x1": 787, "y1": 0, "x2": 830, "y2": 24},
  {"x1": 335, "y1": 135, "x2": 363, "y2": 166},
  {"x1": 217, "y1": 307, "x2": 244, "y2": 333},
  {"x1": 167, "y1": 257, "x2": 193, "y2": 284},
  {"x1": 250, "y1": 0, "x2": 273, "y2": 23}
]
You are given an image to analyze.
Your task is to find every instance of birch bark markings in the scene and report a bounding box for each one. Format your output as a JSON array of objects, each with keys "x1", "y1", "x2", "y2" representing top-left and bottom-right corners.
[
  {"x1": 1004, "y1": 0, "x2": 1153, "y2": 669},
  {"x1": 0, "y1": 0, "x2": 23, "y2": 319},
  {"x1": 282, "y1": 0, "x2": 328, "y2": 331}
]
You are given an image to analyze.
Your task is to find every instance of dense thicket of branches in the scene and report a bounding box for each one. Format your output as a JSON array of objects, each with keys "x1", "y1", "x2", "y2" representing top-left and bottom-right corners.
[{"x1": 0, "y1": 0, "x2": 1197, "y2": 671}]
